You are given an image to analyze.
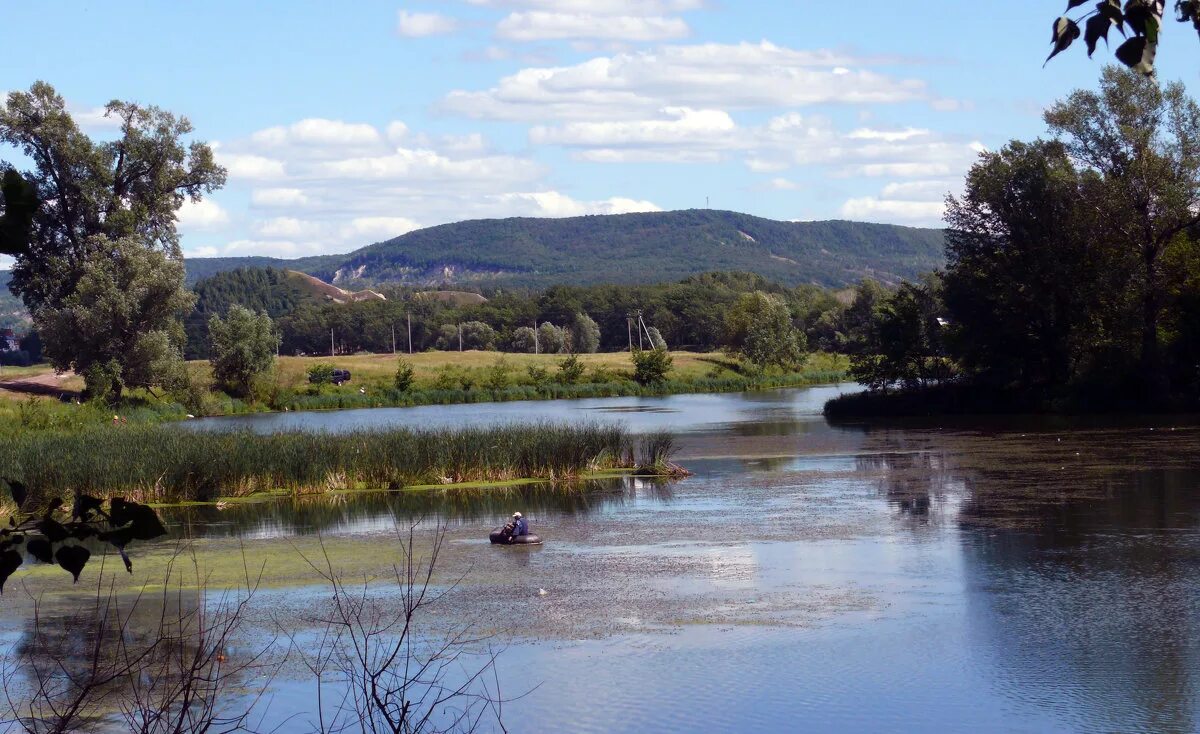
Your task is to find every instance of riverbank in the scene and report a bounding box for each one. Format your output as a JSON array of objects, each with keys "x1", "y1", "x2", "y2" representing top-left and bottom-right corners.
[
  {"x1": 0, "y1": 351, "x2": 848, "y2": 428},
  {"x1": 0, "y1": 422, "x2": 646, "y2": 507}
]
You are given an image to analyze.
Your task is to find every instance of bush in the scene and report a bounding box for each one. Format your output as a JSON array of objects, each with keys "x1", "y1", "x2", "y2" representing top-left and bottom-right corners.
[
  {"x1": 511, "y1": 326, "x2": 537, "y2": 354},
  {"x1": 526, "y1": 365, "x2": 550, "y2": 386},
  {"x1": 646, "y1": 326, "x2": 667, "y2": 351},
  {"x1": 208, "y1": 305, "x2": 279, "y2": 398},
  {"x1": 484, "y1": 358, "x2": 511, "y2": 391},
  {"x1": 557, "y1": 353, "x2": 585, "y2": 384},
  {"x1": 307, "y1": 363, "x2": 336, "y2": 385},
  {"x1": 394, "y1": 359, "x2": 415, "y2": 392},
  {"x1": 537, "y1": 322, "x2": 567, "y2": 354},
  {"x1": 632, "y1": 347, "x2": 673, "y2": 385}
]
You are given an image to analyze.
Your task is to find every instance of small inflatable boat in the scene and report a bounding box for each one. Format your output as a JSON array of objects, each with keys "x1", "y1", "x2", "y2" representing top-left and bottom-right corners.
[{"x1": 489, "y1": 528, "x2": 544, "y2": 545}]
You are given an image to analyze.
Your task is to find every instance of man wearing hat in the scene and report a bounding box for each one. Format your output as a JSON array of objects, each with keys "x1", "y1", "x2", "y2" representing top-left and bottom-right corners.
[{"x1": 511, "y1": 512, "x2": 528, "y2": 538}]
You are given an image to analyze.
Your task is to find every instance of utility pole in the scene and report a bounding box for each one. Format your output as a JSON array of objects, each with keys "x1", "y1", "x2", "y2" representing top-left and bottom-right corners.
[
  {"x1": 636, "y1": 310, "x2": 644, "y2": 350},
  {"x1": 407, "y1": 313, "x2": 412, "y2": 354},
  {"x1": 391, "y1": 324, "x2": 396, "y2": 355},
  {"x1": 458, "y1": 324, "x2": 463, "y2": 352},
  {"x1": 534, "y1": 320, "x2": 539, "y2": 355},
  {"x1": 627, "y1": 315, "x2": 633, "y2": 352},
  {"x1": 330, "y1": 328, "x2": 335, "y2": 357}
]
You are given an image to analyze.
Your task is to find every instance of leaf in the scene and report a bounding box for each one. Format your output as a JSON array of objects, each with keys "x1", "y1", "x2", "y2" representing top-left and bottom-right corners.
[
  {"x1": 1086, "y1": 13, "x2": 1115, "y2": 54},
  {"x1": 73, "y1": 495, "x2": 103, "y2": 522},
  {"x1": 35, "y1": 518, "x2": 69, "y2": 543},
  {"x1": 99, "y1": 526, "x2": 135, "y2": 548},
  {"x1": 0, "y1": 550, "x2": 21, "y2": 594},
  {"x1": 1046, "y1": 17, "x2": 1083, "y2": 65},
  {"x1": 1125, "y1": 0, "x2": 1152, "y2": 35},
  {"x1": 55, "y1": 545, "x2": 90, "y2": 583},
  {"x1": 110, "y1": 498, "x2": 167, "y2": 541},
  {"x1": 26, "y1": 538, "x2": 52, "y2": 564},
  {"x1": 1116, "y1": 35, "x2": 1151, "y2": 66},
  {"x1": 2, "y1": 479, "x2": 27, "y2": 509},
  {"x1": 1068, "y1": 0, "x2": 1091, "y2": 8}
]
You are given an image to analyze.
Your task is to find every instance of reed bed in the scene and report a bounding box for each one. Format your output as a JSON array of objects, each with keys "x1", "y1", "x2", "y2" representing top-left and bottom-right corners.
[{"x1": 0, "y1": 422, "x2": 632, "y2": 504}]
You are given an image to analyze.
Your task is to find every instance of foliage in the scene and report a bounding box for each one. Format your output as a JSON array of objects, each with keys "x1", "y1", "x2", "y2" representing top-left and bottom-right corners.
[
  {"x1": 632, "y1": 347, "x2": 673, "y2": 385},
  {"x1": 307, "y1": 362, "x2": 336, "y2": 385},
  {"x1": 570, "y1": 312, "x2": 601, "y2": 353},
  {"x1": 0, "y1": 82, "x2": 224, "y2": 396},
  {"x1": 207, "y1": 305, "x2": 279, "y2": 397},
  {"x1": 36, "y1": 237, "x2": 195, "y2": 399},
  {"x1": 185, "y1": 267, "x2": 307, "y2": 359},
  {"x1": 459, "y1": 320, "x2": 497, "y2": 350},
  {"x1": 557, "y1": 353, "x2": 585, "y2": 384},
  {"x1": 484, "y1": 357, "x2": 511, "y2": 390},
  {"x1": 537, "y1": 322, "x2": 568, "y2": 354},
  {"x1": 1044, "y1": 0, "x2": 1175, "y2": 75},
  {"x1": 394, "y1": 358, "x2": 415, "y2": 391},
  {"x1": 723, "y1": 290, "x2": 807, "y2": 371},
  {"x1": 646, "y1": 326, "x2": 667, "y2": 351},
  {"x1": 526, "y1": 364, "x2": 550, "y2": 386},
  {"x1": 848, "y1": 277, "x2": 952, "y2": 391},
  {"x1": 511, "y1": 326, "x2": 538, "y2": 353},
  {"x1": 0, "y1": 478, "x2": 166, "y2": 591}
]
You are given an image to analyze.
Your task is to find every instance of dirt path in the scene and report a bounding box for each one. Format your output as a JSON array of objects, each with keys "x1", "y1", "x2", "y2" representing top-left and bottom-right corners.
[{"x1": 0, "y1": 370, "x2": 79, "y2": 398}]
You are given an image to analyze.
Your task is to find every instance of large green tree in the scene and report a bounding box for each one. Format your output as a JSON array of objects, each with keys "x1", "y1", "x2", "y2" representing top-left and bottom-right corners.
[
  {"x1": 37, "y1": 236, "x2": 196, "y2": 399},
  {"x1": 208, "y1": 305, "x2": 280, "y2": 397},
  {"x1": 1045, "y1": 67, "x2": 1200, "y2": 397},
  {"x1": 0, "y1": 81, "x2": 225, "y2": 396},
  {"x1": 723, "y1": 291, "x2": 807, "y2": 371}
]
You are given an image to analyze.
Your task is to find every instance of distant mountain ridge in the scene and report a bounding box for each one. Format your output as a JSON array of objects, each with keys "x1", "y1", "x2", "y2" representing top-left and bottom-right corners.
[{"x1": 185, "y1": 209, "x2": 945, "y2": 288}]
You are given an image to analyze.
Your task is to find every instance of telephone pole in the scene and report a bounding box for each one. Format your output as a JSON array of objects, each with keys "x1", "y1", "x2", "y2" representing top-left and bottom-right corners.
[
  {"x1": 407, "y1": 313, "x2": 412, "y2": 354},
  {"x1": 458, "y1": 324, "x2": 463, "y2": 352},
  {"x1": 626, "y1": 315, "x2": 633, "y2": 352},
  {"x1": 534, "y1": 320, "x2": 540, "y2": 355},
  {"x1": 391, "y1": 324, "x2": 396, "y2": 355},
  {"x1": 636, "y1": 310, "x2": 644, "y2": 350},
  {"x1": 330, "y1": 329, "x2": 335, "y2": 357}
]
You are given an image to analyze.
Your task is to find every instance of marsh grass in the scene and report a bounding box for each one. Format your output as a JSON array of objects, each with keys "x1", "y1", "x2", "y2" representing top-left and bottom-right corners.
[{"x1": 0, "y1": 422, "x2": 631, "y2": 505}]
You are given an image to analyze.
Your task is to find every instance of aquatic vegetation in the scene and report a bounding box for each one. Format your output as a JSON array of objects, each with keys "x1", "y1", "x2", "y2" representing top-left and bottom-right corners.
[{"x1": 0, "y1": 422, "x2": 632, "y2": 505}]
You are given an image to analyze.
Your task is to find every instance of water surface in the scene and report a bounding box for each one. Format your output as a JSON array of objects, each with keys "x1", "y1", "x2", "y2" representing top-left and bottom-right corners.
[{"x1": 8, "y1": 386, "x2": 1200, "y2": 733}]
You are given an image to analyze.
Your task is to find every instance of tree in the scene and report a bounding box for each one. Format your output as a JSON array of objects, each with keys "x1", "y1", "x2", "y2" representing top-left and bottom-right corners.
[
  {"x1": 557, "y1": 353, "x2": 585, "y2": 384},
  {"x1": 1045, "y1": 66, "x2": 1200, "y2": 398},
  {"x1": 570, "y1": 312, "x2": 601, "y2": 353},
  {"x1": 632, "y1": 347, "x2": 673, "y2": 385},
  {"x1": 646, "y1": 326, "x2": 668, "y2": 351},
  {"x1": 537, "y1": 322, "x2": 567, "y2": 354},
  {"x1": 460, "y1": 320, "x2": 497, "y2": 350},
  {"x1": 394, "y1": 358, "x2": 415, "y2": 391},
  {"x1": 208, "y1": 305, "x2": 280, "y2": 397},
  {"x1": 1044, "y1": 1, "x2": 1173, "y2": 75},
  {"x1": 511, "y1": 326, "x2": 538, "y2": 353},
  {"x1": 0, "y1": 82, "x2": 225, "y2": 396},
  {"x1": 944, "y1": 140, "x2": 1116, "y2": 390},
  {"x1": 723, "y1": 291, "x2": 807, "y2": 371},
  {"x1": 849, "y1": 278, "x2": 951, "y2": 391},
  {"x1": 36, "y1": 237, "x2": 195, "y2": 399}
]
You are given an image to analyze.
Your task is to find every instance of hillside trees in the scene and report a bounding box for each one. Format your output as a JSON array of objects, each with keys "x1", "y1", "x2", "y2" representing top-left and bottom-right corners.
[
  {"x1": 571, "y1": 312, "x2": 601, "y2": 353},
  {"x1": 0, "y1": 82, "x2": 225, "y2": 397},
  {"x1": 848, "y1": 277, "x2": 950, "y2": 391}
]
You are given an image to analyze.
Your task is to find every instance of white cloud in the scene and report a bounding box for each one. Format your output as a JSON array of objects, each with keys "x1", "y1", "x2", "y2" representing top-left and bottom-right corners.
[
  {"x1": 251, "y1": 118, "x2": 382, "y2": 148},
  {"x1": 218, "y1": 153, "x2": 287, "y2": 180},
  {"x1": 251, "y1": 188, "x2": 310, "y2": 208},
  {"x1": 768, "y1": 178, "x2": 801, "y2": 190},
  {"x1": 532, "y1": 107, "x2": 732, "y2": 145},
  {"x1": 840, "y1": 197, "x2": 945, "y2": 222},
  {"x1": 0, "y1": 255, "x2": 13, "y2": 271},
  {"x1": 342, "y1": 217, "x2": 422, "y2": 241},
  {"x1": 397, "y1": 10, "x2": 461, "y2": 37},
  {"x1": 442, "y1": 41, "x2": 927, "y2": 121},
  {"x1": 468, "y1": 0, "x2": 703, "y2": 12},
  {"x1": 253, "y1": 217, "x2": 323, "y2": 239},
  {"x1": 176, "y1": 198, "x2": 229, "y2": 231},
  {"x1": 497, "y1": 11, "x2": 689, "y2": 41},
  {"x1": 846, "y1": 127, "x2": 929, "y2": 142},
  {"x1": 497, "y1": 191, "x2": 661, "y2": 217},
  {"x1": 184, "y1": 246, "x2": 220, "y2": 259}
]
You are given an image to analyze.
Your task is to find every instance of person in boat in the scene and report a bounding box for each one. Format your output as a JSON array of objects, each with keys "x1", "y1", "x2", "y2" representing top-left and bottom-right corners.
[{"x1": 512, "y1": 512, "x2": 528, "y2": 538}]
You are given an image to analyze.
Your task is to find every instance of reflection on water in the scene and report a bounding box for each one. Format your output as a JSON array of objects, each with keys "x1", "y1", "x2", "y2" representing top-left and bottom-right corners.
[{"x1": 19, "y1": 387, "x2": 1200, "y2": 732}]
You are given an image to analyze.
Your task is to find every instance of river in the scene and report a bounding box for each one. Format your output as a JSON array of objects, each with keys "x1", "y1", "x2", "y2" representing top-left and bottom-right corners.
[{"x1": 6, "y1": 384, "x2": 1200, "y2": 733}]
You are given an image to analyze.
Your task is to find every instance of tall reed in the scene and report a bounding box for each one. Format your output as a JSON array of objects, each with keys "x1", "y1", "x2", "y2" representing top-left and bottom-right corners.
[{"x1": 0, "y1": 422, "x2": 631, "y2": 504}]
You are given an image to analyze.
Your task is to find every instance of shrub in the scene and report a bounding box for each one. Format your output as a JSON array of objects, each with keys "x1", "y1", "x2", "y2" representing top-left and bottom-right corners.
[
  {"x1": 484, "y1": 358, "x2": 511, "y2": 391},
  {"x1": 208, "y1": 305, "x2": 280, "y2": 398},
  {"x1": 307, "y1": 363, "x2": 336, "y2": 385},
  {"x1": 646, "y1": 326, "x2": 667, "y2": 351},
  {"x1": 511, "y1": 326, "x2": 538, "y2": 354},
  {"x1": 537, "y1": 322, "x2": 567, "y2": 354},
  {"x1": 632, "y1": 347, "x2": 673, "y2": 385},
  {"x1": 394, "y1": 359, "x2": 416, "y2": 392},
  {"x1": 557, "y1": 353, "x2": 585, "y2": 384},
  {"x1": 526, "y1": 365, "x2": 550, "y2": 386},
  {"x1": 460, "y1": 321, "x2": 497, "y2": 351}
]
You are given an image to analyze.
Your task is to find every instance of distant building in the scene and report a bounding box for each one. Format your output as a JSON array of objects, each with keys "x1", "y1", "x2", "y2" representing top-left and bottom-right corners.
[{"x1": 0, "y1": 328, "x2": 18, "y2": 352}]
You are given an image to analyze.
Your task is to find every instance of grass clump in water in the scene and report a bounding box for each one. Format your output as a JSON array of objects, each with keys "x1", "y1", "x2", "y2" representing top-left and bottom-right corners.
[{"x1": 0, "y1": 422, "x2": 632, "y2": 505}]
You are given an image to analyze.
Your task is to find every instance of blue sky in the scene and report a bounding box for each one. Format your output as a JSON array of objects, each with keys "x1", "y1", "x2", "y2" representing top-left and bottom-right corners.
[{"x1": 2, "y1": 1, "x2": 1197, "y2": 263}]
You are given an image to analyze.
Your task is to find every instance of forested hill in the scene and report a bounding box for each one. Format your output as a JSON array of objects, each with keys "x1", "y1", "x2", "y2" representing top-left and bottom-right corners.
[
  {"x1": 0, "y1": 270, "x2": 27, "y2": 328},
  {"x1": 185, "y1": 210, "x2": 945, "y2": 288}
]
